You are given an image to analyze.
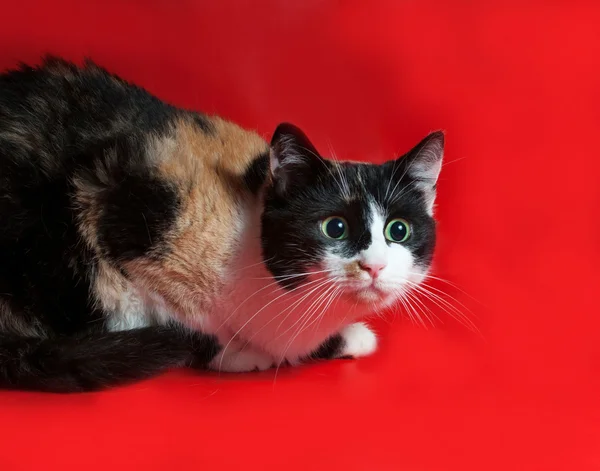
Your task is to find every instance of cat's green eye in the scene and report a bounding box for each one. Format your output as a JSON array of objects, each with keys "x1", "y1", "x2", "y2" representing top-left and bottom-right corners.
[
  {"x1": 321, "y1": 216, "x2": 348, "y2": 240},
  {"x1": 385, "y1": 218, "x2": 411, "y2": 243}
]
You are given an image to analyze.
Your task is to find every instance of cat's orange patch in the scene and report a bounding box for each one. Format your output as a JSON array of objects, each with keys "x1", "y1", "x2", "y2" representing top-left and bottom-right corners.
[
  {"x1": 122, "y1": 116, "x2": 269, "y2": 321},
  {"x1": 344, "y1": 261, "x2": 364, "y2": 280}
]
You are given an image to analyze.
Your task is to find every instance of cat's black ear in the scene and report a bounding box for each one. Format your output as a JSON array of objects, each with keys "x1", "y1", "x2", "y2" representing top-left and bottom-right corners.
[
  {"x1": 399, "y1": 131, "x2": 444, "y2": 212},
  {"x1": 270, "y1": 123, "x2": 323, "y2": 194}
]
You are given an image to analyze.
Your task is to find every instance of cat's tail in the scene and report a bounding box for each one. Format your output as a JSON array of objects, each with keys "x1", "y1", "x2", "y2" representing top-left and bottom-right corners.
[{"x1": 0, "y1": 327, "x2": 219, "y2": 393}]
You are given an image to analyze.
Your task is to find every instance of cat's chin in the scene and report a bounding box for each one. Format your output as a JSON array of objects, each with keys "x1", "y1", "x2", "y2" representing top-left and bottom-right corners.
[{"x1": 342, "y1": 284, "x2": 397, "y2": 308}]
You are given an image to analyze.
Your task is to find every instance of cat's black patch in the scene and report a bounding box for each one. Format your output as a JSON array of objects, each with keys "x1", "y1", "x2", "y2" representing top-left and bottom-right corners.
[
  {"x1": 0, "y1": 327, "x2": 221, "y2": 392},
  {"x1": 0, "y1": 57, "x2": 179, "y2": 336},
  {"x1": 192, "y1": 113, "x2": 216, "y2": 135},
  {"x1": 310, "y1": 333, "x2": 344, "y2": 360},
  {"x1": 0, "y1": 153, "x2": 102, "y2": 335},
  {"x1": 243, "y1": 152, "x2": 270, "y2": 195},
  {"x1": 95, "y1": 170, "x2": 181, "y2": 262}
]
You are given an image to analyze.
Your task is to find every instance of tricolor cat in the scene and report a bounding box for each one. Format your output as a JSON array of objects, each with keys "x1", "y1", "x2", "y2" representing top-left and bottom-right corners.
[{"x1": 0, "y1": 57, "x2": 443, "y2": 392}]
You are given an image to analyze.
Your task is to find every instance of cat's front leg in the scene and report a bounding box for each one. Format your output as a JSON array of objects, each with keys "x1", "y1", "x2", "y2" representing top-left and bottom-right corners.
[
  {"x1": 208, "y1": 338, "x2": 275, "y2": 372},
  {"x1": 311, "y1": 322, "x2": 378, "y2": 360}
]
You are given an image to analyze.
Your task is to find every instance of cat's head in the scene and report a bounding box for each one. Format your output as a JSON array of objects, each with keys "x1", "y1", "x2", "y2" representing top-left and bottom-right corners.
[{"x1": 261, "y1": 123, "x2": 443, "y2": 309}]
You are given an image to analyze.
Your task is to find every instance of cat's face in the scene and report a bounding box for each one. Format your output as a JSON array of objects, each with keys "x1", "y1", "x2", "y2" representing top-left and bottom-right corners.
[{"x1": 261, "y1": 124, "x2": 443, "y2": 309}]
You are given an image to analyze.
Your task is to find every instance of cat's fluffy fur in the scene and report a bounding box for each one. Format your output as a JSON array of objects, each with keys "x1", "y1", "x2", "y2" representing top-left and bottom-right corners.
[{"x1": 0, "y1": 57, "x2": 443, "y2": 392}]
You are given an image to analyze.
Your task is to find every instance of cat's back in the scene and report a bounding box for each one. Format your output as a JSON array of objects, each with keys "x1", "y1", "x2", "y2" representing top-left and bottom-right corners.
[
  {"x1": 0, "y1": 57, "x2": 177, "y2": 171},
  {"x1": 0, "y1": 57, "x2": 270, "y2": 335}
]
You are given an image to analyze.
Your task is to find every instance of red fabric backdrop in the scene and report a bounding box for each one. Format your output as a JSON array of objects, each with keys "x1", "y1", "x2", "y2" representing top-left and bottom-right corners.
[{"x1": 1, "y1": 1, "x2": 599, "y2": 469}]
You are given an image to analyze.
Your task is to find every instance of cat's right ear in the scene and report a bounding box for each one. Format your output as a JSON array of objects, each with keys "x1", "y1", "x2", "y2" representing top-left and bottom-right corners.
[{"x1": 269, "y1": 123, "x2": 323, "y2": 194}]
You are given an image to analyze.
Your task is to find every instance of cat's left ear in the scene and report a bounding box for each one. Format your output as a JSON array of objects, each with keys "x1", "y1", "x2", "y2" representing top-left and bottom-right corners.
[
  {"x1": 399, "y1": 131, "x2": 444, "y2": 213},
  {"x1": 269, "y1": 123, "x2": 323, "y2": 194}
]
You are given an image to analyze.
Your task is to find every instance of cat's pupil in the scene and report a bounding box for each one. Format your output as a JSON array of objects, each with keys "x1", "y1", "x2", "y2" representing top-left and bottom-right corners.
[
  {"x1": 389, "y1": 221, "x2": 407, "y2": 241},
  {"x1": 326, "y1": 218, "x2": 346, "y2": 239}
]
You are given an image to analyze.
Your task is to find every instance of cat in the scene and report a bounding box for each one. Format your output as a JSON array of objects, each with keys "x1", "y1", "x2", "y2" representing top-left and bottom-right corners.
[{"x1": 0, "y1": 57, "x2": 443, "y2": 392}]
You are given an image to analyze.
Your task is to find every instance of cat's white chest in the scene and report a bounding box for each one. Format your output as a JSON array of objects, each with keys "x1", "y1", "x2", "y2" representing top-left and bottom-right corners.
[{"x1": 213, "y1": 260, "x2": 360, "y2": 361}]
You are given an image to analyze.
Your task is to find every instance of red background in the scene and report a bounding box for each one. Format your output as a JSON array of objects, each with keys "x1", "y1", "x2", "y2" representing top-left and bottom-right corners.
[{"x1": 1, "y1": 1, "x2": 599, "y2": 469}]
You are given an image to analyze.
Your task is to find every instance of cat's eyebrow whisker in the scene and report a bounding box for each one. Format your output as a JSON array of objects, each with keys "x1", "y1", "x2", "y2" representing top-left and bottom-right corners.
[
  {"x1": 386, "y1": 152, "x2": 421, "y2": 204},
  {"x1": 327, "y1": 143, "x2": 351, "y2": 200},
  {"x1": 441, "y1": 156, "x2": 466, "y2": 168},
  {"x1": 297, "y1": 143, "x2": 350, "y2": 200},
  {"x1": 384, "y1": 160, "x2": 399, "y2": 202},
  {"x1": 389, "y1": 179, "x2": 421, "y2": 205}
]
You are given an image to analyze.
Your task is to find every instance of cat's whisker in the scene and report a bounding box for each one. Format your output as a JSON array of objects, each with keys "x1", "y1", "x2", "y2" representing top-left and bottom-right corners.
[
  {"x1": 272, "y1": 281, "x2": 337, "y2": 343},
  {"x1": 395, "y1": 288, "x2": 420, "y2": 327},
  {"x1": 216, "y1": 269, "x2": 335, "y2": 334},
  {"x1": 383, "y1": 166, "x2": 396, "y2": 201},
  {"x1": 219, "y1": 277, "x2": 333, "y2": 369},
  {"x1": 409, "y1": 272, "x2": 483, "y2": 306},
  {"x1": 441, "y1": 156, "x2": 466, "y2": 167},
  {"x1": 277, "y1": 288, "x2": 329, "y2": 337},
  {"x1": 328, "y1": 145, "x2": 351, "y2": 200},
  {"x1": 250, "y1": 268, "x2": 335, "y2": 281},
  {"x1": 307, "y1": 286, "x2": 342, "y2": 349},
  {"x1": 274, "y1": 283, "x2": 338, "y2": 380},
  {"x1": 403, "y1": 288, "x2": 439, "y2": 328},
  {"x1": 1, "y1": 59, "x2": 450, "y2": 391},
  {"x1": 385, "y1": 149, "x2": 421, "y2": 204},
  {"x1": 396, "y1": 294, "x2": 416, "y2": 327},
  {"x1": 405, "y1": 280, "x2": 464, "y2": 316},
  {"x1": 297, "y1": 144, "x2": 348, "y2": 199},
  {"x1": 232, "y1": 256, "x2": 276, "y2": 274},
  {"x1": 389, "y1": 179, "x2": 421, "y2": 205},
  {"x1": 273, "y1": 278, "x2": 337, "y2": 334},
  {"x1": 281, "y1": 284, "x2": 337, "y2": 354},
  {"x1": 413, "y1": 279, "x2": 476, "y2": 319},
  {"x1": 400, "y1": 289, "x2": 428, "y2": 328},
  {"x1": 384, "y1": 154, "x2": 408, "y2": 202},
  {"x1": 214, "y1": 277, "x2": 290, "y2": 333},
  {"x1": 406, "y1": 281, "x2": 480, "y2": 335},
  {"x1": 240, "y1": 278, "x2": 333, "y2": 350}
]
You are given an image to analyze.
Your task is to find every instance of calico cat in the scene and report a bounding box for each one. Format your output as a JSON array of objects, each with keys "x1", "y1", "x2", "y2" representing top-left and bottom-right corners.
[{"x1": 0, "y1": 57, "x2": 443, "y2": 392}]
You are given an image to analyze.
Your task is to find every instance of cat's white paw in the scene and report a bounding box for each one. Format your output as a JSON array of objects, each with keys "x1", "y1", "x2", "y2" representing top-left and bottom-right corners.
[
  {"x1": 340, "y1": 322, "x2": 377, "y2": 358},
  {"x1": 209, "y1": 344, "x2": 274, "y2": 373}
]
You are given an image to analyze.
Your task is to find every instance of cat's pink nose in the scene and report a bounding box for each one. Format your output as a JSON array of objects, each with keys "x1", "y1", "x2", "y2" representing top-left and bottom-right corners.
[{"x1": 358, "y1": 261, "x2": 387, "y2": 278}]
